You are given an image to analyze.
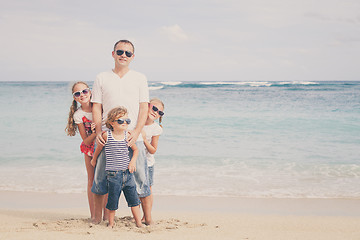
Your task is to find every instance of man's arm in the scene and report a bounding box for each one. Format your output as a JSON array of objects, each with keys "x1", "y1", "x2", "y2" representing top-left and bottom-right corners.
[
  {"x1": 127, "y1": 102, "x2": 148, "y2": 146},
  {"x1": 90, "y1": 131, "x2": 107, "y2": 167},
  {"x1": 92, "y1": 102, "x2": 106, "y2": 146}
]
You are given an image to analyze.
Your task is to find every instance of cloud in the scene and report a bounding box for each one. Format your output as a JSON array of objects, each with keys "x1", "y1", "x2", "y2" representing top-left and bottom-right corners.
[{"x1": 160, "y1": 24, "x2": 189, "y2": 42}]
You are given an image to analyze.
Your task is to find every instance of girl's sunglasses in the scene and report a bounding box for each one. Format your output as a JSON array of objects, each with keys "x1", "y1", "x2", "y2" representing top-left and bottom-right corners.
[
  {"x1": 116, "y1": 50, "x2": 133, "y2": 58},
  {"x1": 115, "y1": 118, "x2": 131, "y2": 125},
  {"x1": 73, "y1": 88, "x2": 90, "y2": 98},
  {"x1": 151, "y1": 105, "x2": 164, "y2": 116}
]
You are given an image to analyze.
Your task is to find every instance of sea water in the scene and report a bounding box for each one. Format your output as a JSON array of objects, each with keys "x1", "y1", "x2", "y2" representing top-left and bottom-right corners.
[{"x1": 0, "y1": 81, "x2": 359, "y2": 198}]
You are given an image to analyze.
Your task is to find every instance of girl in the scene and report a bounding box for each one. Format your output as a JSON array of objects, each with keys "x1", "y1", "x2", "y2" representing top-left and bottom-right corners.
[
  {"x1": 90, "y1": 107, "x2": 142, "y2": 228},
  {"x1": 141, "y1": 98, "x2": 164, "y2": 223},
  {"x1": 65, "y1": 81, "x2": 97, "y2": 220}
]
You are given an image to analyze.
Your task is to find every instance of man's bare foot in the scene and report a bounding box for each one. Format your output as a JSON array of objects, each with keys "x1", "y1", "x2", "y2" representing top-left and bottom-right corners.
[
  {"x1": 145, "y1": 220, "x2": 154, "y2": 226},
  {"x1": 135, "y1": 221, "x2": 143, "y2": 228},
  {"x1": 91, "y1": 219, "x2": 101, "y2": 225}
]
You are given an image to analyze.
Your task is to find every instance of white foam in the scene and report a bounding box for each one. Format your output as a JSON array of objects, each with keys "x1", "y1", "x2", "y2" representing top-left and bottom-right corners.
[
  {"x1": 160, "y1": 81, "x2": 182, "y2": 86},
  {"x1": 149, "y1": 86, "x2": 164, "y2": 90},
  {"x1": 297, "y1": 81, "x2": 318, "y2": 85},
  {"x1": 201, "y1": 82, "x2": 239, "y2": 85},
  {"x1": 279, "y1": 81, "x2": 318, "y2": 85},
  {"x1": 248, "y1": 82, "x2": 272, "y2": 87},
  {"x1": 201, "y1": 81, "x2": 272, "y2": 87}
]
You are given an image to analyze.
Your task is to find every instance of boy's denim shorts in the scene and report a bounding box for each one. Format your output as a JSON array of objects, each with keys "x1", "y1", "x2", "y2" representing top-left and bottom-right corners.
[
  {"x1": 92, "y1": 142, "x2": 151, "y2": 198},
  {"x1": 106, "y1": 169, "x2": 141, "y2": 210},
  {"x1": 148, "y1": 165, "x2": 154, "y2": 187}
]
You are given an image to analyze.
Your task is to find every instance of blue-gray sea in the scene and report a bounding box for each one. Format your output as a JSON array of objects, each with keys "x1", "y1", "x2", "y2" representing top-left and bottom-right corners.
[{"x1": 1, "y1": 81, "x2": 359, "y2": 198}]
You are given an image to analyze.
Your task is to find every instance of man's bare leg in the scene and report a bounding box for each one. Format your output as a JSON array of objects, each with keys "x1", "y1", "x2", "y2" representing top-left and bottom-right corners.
[
  {"x1": 92, "y1": 194, "x2": 105, "y2": 224},
  {"x1": 140, "y1": 195, "x2": 153, "y2": 225}
]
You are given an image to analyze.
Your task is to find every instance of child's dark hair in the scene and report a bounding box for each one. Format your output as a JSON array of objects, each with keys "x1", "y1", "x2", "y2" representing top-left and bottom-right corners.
[
  {"x1": 65, "y1": 81, "x2": 90, "y2": 136},
  {"x1": 105, "y1": 106, "x2": 128, "y2": 130}
]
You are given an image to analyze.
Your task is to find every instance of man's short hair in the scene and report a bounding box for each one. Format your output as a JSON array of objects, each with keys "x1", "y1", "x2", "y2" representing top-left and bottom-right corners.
[{"x1": 114, "y1": 40, "x2": 135, "y2": 53}]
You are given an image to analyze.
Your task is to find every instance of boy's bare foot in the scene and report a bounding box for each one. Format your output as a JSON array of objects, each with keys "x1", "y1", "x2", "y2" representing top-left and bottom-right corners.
[{"x1": 107, "y1": 222, "x2": 115, "y2": 228}]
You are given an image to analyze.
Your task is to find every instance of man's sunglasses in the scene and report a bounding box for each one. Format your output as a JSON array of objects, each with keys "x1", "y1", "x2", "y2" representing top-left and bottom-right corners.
[
  {"x1": 151, "y1": 105, "x2": 164, "y2": 116},
  {"x1": 73, "y1": 88, "x2": 90, "y2": 98},
  {"x1": 115, "y1": 118, "x2": 131, "y2": 125},
  {"x1": 116, "y1": 50, "x2": 133, "y2": 58}
]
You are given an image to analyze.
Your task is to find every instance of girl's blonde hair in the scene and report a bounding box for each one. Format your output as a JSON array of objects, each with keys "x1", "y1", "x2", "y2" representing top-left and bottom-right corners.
[
  {"x1": 105, "y1": 106, "x2": 128, "y2": 130},
  {"x1": 150, "y1": 98, "x2": 165, "y2": 127},
  {"x1": 65, "y1": 81, "x2": 91, "y2": 136}
]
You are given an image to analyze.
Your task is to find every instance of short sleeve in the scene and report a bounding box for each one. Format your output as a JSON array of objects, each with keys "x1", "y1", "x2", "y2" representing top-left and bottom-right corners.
[
  {"x1": 73, "y1": 109, "x2": 83, "y2": 124},
  {"x1": 153, "y1": 124, "x2": 163, "y2": 136},
  {"x1": 139, "y1": 75, "x2": 149, "y2": 103},
  {"x1": 91, "y1": 74, "x2": 102, "y2": 104}
]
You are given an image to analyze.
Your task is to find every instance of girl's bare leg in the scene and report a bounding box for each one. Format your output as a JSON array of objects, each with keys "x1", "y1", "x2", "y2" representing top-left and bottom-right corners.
[
  {"x1": 84, "y1": 155, "x2": 95, "y2": 220},
  {"x1": 149, "y1": 186, "x2": 153, "y2": 215},
  {"x1": 141, "y1": 186, "x2": 153, "y2": 223}
]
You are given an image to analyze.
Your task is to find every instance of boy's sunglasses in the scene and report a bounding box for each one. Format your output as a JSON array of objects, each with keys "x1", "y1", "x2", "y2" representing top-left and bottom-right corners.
[
  {"x1": 151, "y1": 105, "x2": 164, "y2": 116},
  {"x1": 73, "y1": 88, "x2": 90, "y2": 98},
  {"x1": 115, "y1": 118, "x2": 131, "y2": 125},
  {"x1": 116, "y1": 50, "x2": 133, "y2": 58}
]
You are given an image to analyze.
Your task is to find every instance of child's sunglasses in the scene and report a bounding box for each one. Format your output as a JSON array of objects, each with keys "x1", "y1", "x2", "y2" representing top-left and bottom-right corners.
[
  {"x1": 73, "y1": 88, "x2": 90, "y2": 98},
  {"x1": 115, "y1": 118, "x2": 131, "y2": 125},
  {"x1": 151, "y1": 105, "x2": 164, "y2": 116},
  {"x1": 116, "y1": 50, "x2": 133, "y2": 58}
]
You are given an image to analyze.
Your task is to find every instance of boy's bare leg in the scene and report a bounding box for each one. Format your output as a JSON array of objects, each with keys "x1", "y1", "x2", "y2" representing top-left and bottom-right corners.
[
  {"x1": 107, "y1": 210, "x2": 116, "y2": 228},
  {"x1": 103, "y1": 194, "x2": 109, "y2": 221}
]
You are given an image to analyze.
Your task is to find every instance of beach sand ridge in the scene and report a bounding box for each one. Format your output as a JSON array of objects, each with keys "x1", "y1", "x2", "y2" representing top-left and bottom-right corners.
[{"x1": 30, "y1": 215, "x2": 208, "y2": 235}]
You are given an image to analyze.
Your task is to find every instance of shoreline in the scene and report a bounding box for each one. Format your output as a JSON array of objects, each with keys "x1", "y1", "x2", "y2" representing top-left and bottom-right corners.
[
  {"x1": 1, "y1": 191, "x2": 359, "y2": 239},
  {"x1": 1, "y1": 190, "x2": 360, "y2": 216}
]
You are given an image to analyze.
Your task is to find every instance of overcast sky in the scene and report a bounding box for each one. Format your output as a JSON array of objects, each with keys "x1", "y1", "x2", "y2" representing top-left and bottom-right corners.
[{"x1": 1, "y1": 0, "x2": 360, "y2": 82}]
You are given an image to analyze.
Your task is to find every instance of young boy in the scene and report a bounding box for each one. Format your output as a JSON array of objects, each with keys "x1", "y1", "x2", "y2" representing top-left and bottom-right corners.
[{"x1": 91, "y1": 107, "x2": 142, "y2": 228}]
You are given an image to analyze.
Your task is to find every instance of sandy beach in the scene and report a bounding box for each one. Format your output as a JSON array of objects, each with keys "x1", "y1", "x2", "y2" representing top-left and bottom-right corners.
[{"x1": 1, "y1": 191, "x2": 359, "y2": 240}]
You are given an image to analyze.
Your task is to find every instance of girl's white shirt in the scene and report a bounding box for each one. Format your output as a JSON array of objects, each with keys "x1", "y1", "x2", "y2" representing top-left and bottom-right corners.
[
  {"x1": 143, "y1": 122, "x2": 163, "y2": 166},
  {"x1": 73, "y1": 107, "x2": 93, "y2": 124}
]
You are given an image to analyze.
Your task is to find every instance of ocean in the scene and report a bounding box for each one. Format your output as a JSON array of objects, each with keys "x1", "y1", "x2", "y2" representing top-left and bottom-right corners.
[{"x1": 0, "y1": 81, "x2": 359, "y2": 198}]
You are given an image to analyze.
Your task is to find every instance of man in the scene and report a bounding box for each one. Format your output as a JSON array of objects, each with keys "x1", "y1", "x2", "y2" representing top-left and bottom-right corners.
[{"x1": 91, "y1": 40, "x2": 152, "y2": 225}]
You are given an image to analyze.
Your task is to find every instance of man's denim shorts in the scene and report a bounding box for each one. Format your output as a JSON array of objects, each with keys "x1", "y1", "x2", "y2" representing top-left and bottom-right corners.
[
  {"x1": 129, "y1": 142, "x2": 151, "y2": 198},
  {"x1": 91, "y1": 146, "x2": 108, "y2": 195},
  {"x1": 106, "y1": 169, "x2": 141, "y2": 210}
]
